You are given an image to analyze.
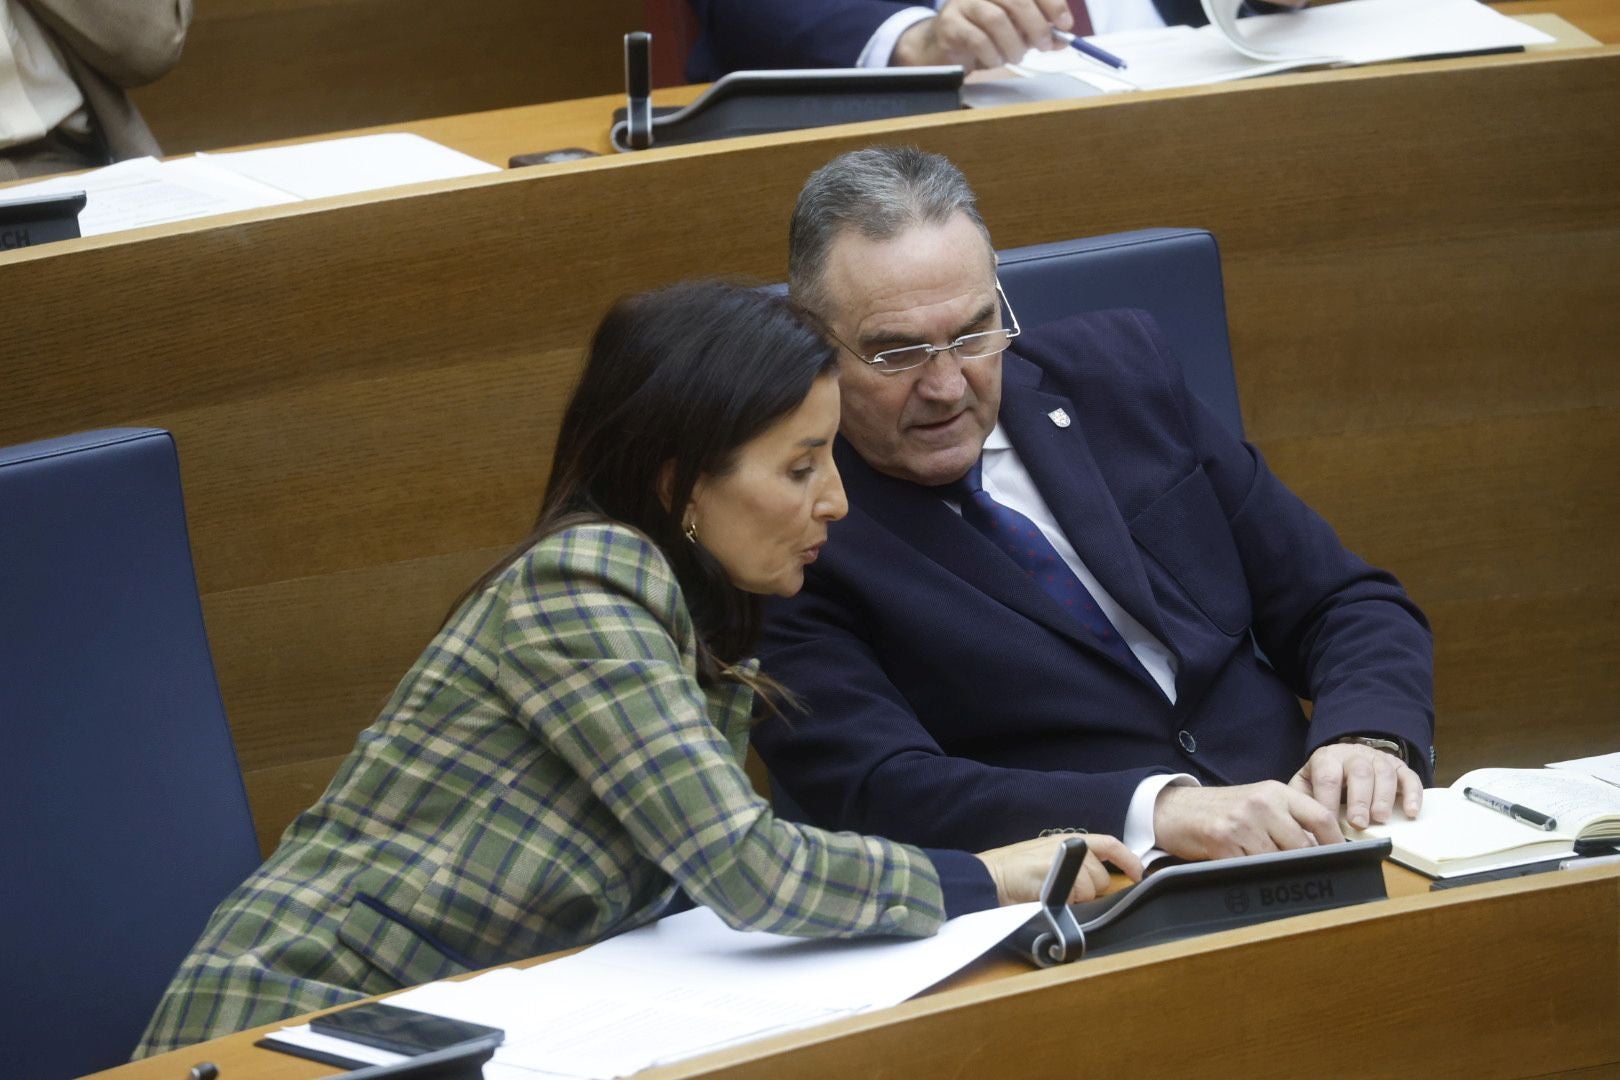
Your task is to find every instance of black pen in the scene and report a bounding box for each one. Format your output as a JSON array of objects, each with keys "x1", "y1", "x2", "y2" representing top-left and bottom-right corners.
[{"x1": 1463, "y1": 786, "x2": 1558, "y2": 831}]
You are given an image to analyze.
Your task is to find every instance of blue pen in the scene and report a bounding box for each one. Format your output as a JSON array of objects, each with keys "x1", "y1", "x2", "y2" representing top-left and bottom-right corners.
[{"x1": 1051, "y1": 27, "x2": 1129, "y2": 71}]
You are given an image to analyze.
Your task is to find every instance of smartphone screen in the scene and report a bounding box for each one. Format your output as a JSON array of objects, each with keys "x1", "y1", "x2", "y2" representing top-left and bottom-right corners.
[{"x1": 310, "y1": 1001, "x2": 504, "y2": 1056}]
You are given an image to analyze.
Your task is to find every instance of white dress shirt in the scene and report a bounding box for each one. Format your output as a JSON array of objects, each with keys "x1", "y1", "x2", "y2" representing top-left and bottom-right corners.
[
  {"x1": 859, "y1": 0, "x2": 1167, "y2": 68},
  {"x1": 947, "y1": 424, "x2": 1196, "y2": 854}
]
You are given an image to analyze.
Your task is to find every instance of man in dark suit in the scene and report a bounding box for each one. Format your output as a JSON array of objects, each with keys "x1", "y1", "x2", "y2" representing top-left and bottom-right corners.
[
  {"x1": 686, "y1": 0, "x2": 1292, "y2": 83},
  {"x1": 756, "y1": 146, "x2": 1435, "y2": 861}
]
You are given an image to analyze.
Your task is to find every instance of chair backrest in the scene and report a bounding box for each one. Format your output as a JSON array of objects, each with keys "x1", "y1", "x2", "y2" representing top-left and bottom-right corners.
[
  {"x1": 995, "y1": 227, "x2": 1244, "y2": 436},
  {"x1": 0, "y1": 428, "x2": 261, "y2": 1079}
]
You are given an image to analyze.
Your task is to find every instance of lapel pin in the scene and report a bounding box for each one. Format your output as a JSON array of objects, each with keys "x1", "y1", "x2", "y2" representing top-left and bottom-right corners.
[{"x1": 1047, "y1": 408, "x2": 1071, "y2": 429}]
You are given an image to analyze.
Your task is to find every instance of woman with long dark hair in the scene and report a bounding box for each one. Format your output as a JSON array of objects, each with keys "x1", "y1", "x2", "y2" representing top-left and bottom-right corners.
[{"x1": 137, "y1": 281, "x2": 1138, "y2": 1056}]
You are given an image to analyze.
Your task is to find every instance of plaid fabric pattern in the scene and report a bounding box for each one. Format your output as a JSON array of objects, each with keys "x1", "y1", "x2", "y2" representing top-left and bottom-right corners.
[{"x1": 135, "y1": 523, "x2": 944, "y2": 1057}]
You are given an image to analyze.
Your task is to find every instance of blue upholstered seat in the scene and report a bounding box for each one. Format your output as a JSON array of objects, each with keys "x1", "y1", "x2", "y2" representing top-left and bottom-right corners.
[
  {"x1": 0, "y1": 428, "x2": 261, "y2": 1079},
  {"x1": 996, "y1": 227, "x2": 1244, "y2": 436}
]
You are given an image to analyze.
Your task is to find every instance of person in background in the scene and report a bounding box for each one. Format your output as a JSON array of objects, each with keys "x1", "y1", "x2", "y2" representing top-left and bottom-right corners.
[
  {"x1": 756, "y1": 146, "x2": 1434, "y2": 862},
  {"x1": 685, "y1": 0, "x2": 1300, "y2": 82},
  {"x1": 135, "y1": 280, "x2": 1140, "y2": 1057},
  {"x1": 1, "y1": 0, "x2": 190, "y2": 180}
]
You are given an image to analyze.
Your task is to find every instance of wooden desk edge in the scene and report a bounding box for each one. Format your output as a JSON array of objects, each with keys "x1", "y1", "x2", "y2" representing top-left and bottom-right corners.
[
  {"x1": 92, "y1": 863, "x2": 1620, "y2": 1079},
  {"x1": 646, "y1": 863, "x2": 1620, "y2": 1078},
  {"x1": 7, "y1": 41, "x2": 1618, "y2": 270}
]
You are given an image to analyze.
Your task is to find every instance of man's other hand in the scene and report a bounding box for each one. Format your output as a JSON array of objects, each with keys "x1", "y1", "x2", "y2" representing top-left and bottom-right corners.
[
  {"x1": 893, "y1": 0, "x2": 1073, "y2": 71},
  {"x1": 1290, "y1": 742, "x2": 1423, "y2": 830},
  {"x1": 1152, "y1": 781, "x2": 1344, "y2": 861}
]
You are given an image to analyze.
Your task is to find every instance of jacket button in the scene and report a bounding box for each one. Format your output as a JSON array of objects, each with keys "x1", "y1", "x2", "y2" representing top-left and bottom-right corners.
[{"x1": 1178, "y1": 730, "x2": 1197, "y2": 753}]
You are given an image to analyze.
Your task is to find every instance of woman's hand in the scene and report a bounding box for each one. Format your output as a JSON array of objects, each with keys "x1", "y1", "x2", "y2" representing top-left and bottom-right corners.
[{"x1": 975, "y1": 834, "x2": 1143, "y2": 905}]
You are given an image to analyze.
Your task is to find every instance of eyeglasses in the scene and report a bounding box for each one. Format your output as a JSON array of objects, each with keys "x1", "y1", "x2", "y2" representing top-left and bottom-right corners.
[{"x1": 826, "y1": 281, "x2": 1022, "y2": 376}]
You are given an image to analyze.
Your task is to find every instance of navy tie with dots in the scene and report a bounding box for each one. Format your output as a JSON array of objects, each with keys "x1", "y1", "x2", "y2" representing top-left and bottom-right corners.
[{"x1": 954, "y1": 459, "x2": 1142, "y2": 671}]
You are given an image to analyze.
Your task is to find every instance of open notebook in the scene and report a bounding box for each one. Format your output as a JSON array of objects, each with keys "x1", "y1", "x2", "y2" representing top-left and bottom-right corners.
[{"x1": 1347, "y1": 766, "x2": 1620, "y2": 878}]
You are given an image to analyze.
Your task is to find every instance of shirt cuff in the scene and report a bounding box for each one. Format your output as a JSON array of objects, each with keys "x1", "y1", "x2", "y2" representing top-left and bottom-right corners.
[
  {"x1": 858, "y1": 7, "x2": 939, "y2": 67},
  {"x1": 1124, "y1": 773, "x2": 1199, "y2": 856},
  {"x1": 922, "y1": 848, "x2": 1000, "y2": 918}
]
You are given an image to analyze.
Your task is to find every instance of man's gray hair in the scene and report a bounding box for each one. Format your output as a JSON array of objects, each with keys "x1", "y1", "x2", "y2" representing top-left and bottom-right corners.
[{"x1": 788, "y1": 146, "x2": 994, "y2": 317}]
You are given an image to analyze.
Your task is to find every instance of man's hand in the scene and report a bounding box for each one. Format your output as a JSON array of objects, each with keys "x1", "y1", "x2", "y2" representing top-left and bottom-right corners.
[
  {"x1": 977, "y1": 833, "x2": 1144, "y2": 905},
  {"x1": 893, "y1": 0, "x2": 1073, "y2": 72},
  {"x1": 1290, "y1": 742, "x2": 1423, "y2": 830},
  {"x1": 1152, "y1": 781, "x2": 1345, "y2": 861}
]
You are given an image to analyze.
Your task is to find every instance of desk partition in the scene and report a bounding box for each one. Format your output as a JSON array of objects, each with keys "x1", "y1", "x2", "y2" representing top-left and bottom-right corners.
[{"x1": 2, "y1": 42, "x2": 1618, "y2": 855}]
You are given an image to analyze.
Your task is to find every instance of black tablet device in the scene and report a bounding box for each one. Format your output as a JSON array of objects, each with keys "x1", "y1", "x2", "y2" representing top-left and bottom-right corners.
[{"x1": 310, "y1": 1001, "x2": 503, "y2": 1057}]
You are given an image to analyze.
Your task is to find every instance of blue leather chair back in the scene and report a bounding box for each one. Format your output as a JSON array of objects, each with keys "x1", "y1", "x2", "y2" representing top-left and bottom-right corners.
[
  {"x1": 0, "y1": 428, "x2": 261, "y2": 1078},
  {"x1": 996, "y1": 227, "x2": 1244, "y2": 436}
]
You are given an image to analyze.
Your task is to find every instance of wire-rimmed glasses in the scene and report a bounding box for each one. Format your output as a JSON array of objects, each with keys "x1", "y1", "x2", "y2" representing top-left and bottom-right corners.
[{"x1": 827, "y1": 281, "x2": 1021, "y2": 376}]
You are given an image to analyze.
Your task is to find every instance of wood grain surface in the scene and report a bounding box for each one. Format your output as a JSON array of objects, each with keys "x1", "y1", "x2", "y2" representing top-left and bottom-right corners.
[{"x1": 130, "y1": 0, "x2": 643, "y2": 153}]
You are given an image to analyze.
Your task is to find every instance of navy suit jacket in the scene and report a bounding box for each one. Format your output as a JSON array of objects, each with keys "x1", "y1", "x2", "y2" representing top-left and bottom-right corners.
[
  {"x1": 686, "y1": 0, "x2": 1216, "y2": 82},
  {"x1": 755, "y1": 309, "x2": 1435, "y2": 850}
]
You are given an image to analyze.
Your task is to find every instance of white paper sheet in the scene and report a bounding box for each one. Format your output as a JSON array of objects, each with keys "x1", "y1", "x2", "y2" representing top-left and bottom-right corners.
[
  {"x1": 1014, "y1": 0, "x2": 1553, "y2": 92},
  {"x1": 1217, "y1": 0, "x2": 1552, "y2": 65},
  {"x1": 1, "y1": 132, "x2": 498, "y2": 240},
  {"x1": 575, "y1": 903, "x2": 1039, "y2": 1013},
  {"x1": 1, "y1": 156, "x2": 296, "y2": 236},
  {"x1": 198, "y1": 133, "x2": 499, "y2": 200},
  {"x1": 1547, "y1": 751, "x2": 1620, "y2": 788},
  {"x1": 270, "y1": 903, "x2": 1038, "y2": 1080}
]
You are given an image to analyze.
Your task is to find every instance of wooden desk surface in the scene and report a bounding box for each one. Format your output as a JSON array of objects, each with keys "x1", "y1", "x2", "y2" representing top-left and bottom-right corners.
[
  {"x1": 1500, "y1": 0, "x2": 1620, "y2": 44},
  {"x1": 88, "y1": 863, "x2": 1620, "y2": 1080},
  {"x1": 229, "y1": 1, "x2": 1617, "y2": 172}
]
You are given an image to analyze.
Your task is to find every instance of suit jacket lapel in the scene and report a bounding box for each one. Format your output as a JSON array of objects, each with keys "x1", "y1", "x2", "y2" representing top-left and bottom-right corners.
[
  {"x1": 998, "y1": 354, "x2": 1171, "y2": 649},
  {"x1": 835, "y1": 439, "x2": 1099, "y2": 653}
]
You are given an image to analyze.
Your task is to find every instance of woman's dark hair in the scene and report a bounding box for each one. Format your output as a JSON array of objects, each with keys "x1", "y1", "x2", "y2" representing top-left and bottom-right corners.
[{"x1": 452, "y1": 279, "x2": 838, "y2": 685}]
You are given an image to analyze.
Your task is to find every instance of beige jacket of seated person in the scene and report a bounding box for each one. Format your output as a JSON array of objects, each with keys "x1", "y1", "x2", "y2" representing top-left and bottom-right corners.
[{"x1": 2, "y1": 0, "x2": 191, "y2": 180}]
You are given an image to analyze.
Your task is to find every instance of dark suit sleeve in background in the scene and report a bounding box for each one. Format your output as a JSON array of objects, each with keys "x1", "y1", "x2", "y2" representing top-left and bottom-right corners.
[{"x1": 686, "y1": 0, "x2": 916, "y2": 82}]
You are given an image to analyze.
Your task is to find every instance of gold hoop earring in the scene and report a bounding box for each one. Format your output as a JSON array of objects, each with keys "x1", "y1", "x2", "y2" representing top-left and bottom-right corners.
[{"x1": 683, "y1": 519, "x2": 698, "y2": 543}]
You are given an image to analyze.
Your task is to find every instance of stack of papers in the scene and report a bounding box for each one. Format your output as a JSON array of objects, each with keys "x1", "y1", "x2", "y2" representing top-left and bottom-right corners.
[
  {"x1": 0, "y1": 133, "x2": 499, "y2": 239},
  {"x1": 1010, "y1": 0, "x2": 1554, "y2": 93},
  {"x1": 267, "y1": 903, "x2": 1037, "y2": 1080}
]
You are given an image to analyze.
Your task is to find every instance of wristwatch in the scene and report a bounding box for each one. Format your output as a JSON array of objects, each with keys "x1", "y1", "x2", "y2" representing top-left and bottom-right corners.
[{"x1": 1337, "y1": 735, "x2": 1409, "y2": 764}]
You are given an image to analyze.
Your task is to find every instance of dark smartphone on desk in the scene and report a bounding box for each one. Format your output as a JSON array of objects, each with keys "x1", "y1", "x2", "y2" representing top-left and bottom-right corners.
[{"x1": 310, "y1": 1001, "x2": 504, "y2": 1056}]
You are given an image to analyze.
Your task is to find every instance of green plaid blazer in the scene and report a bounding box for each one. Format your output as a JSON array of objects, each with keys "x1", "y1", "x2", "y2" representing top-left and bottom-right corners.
[{"x1": 137, "y1": 523, "x2": 946, "y2": 1056}]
